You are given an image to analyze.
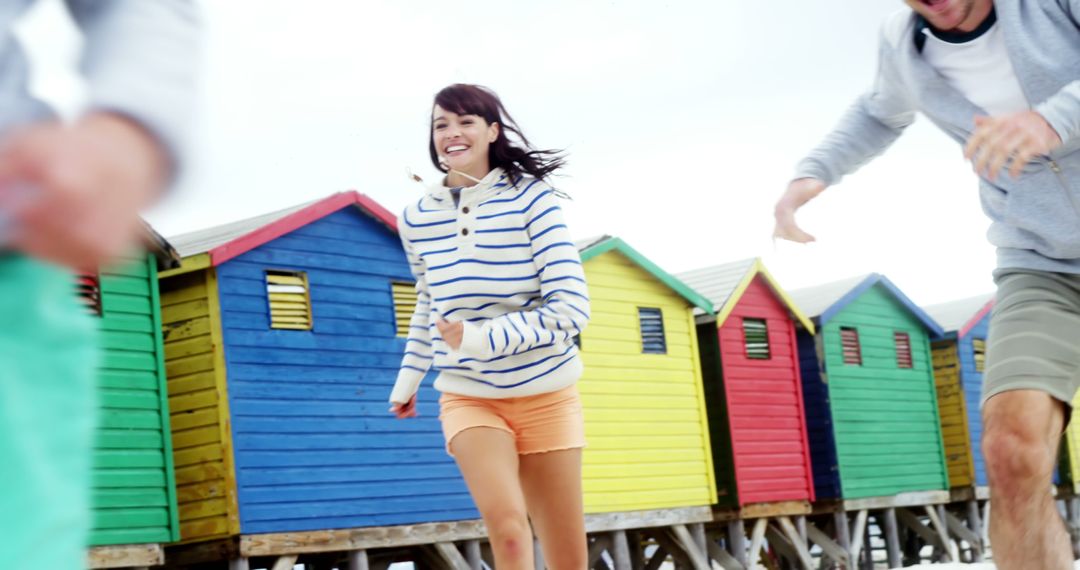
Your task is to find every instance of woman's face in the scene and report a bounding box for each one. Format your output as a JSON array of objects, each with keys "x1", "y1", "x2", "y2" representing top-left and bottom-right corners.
[{"x1": 432, "y1": 105, "x2": 500, "y2": 175}]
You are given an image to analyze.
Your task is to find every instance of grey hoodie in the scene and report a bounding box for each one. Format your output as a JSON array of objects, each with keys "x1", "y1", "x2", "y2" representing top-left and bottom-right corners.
[{"x1": 795, "y1": 0, "x2": 1080, "y2": 274}]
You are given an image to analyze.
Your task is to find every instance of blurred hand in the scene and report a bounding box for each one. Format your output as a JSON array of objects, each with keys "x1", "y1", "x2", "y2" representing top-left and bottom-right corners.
[
  {"x1": 0, "y1": 113, "x2": 169, "y2": 269},
  {"x1": 964, "y1": 111, "x2": 1062, "y2": 182},
  {"x1": 436, "y1": 319, "x2": 464, "y2": 350},
  {"x1": 773, "y1": 178, "x2": 827, "y2": 244},
  {"x1": 389, "y1": 395, "x2": 418, "y2": 419}
]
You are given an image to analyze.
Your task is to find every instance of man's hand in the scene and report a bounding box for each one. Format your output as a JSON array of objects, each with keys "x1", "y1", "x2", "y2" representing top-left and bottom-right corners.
[
  {"x1": 773, "y1": 178, "x2": 827, "y2": 244},
  {"x1": 964, "y1": 111, "x2": 1062, "y2": 182},
  {"x1": 389, "y1": 395, "x2": 418, "y2": 419},
  {"x1": 436, "y1": 319, "x2": 464, "y2": 350},
  {"x1": 0, "y1": 113, "x2": 170, "y2": 269}
]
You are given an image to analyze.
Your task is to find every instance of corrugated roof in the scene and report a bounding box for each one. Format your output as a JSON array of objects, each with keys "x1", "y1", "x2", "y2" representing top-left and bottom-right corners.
[
  {"x1": 923, "y1": 293, "x2": 994, "y2": 334},
  {"x1": 167, "y1": 198, "x2": 321, "y2": 258},
  {"x1": 575, "y1": 235, "x2": 611, "y2": 253},
  {"x1": 787, "y1": 274, "x2": 874, "y2": 319},
  {"x1": 674, "y1": 259, "x2": 757, "y2": 313}
]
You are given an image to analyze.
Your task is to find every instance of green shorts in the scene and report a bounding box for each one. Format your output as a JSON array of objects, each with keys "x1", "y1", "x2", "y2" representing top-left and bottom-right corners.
[{"x1": 983, "y1": 269, "x2": 1080, "y2": 408}]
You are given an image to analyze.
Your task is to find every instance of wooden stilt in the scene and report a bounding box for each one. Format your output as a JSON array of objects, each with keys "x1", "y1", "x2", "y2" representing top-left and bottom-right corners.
[
  {"x1": 612, "y1": 530, "x2": 632, "y2": 570},
  {"x1": 834, "y1": 511, "x2": 851, "y2": 553},
  {"x1": 534, "y1": 537, "x2": 545, "y2": 570},
  {"x1": 706, "y1": 539, "x2": 745, "y2": 570},
  {"x1": 883, "y1": 509, "x2": 902, "y2": 569},
  {"x1": 848, "y1": 509, "x2": 868, "y2": 565},
  {"x1": 965, "y1": 500, "x2": 985, "y2": 562},
  {"x1": 429, "y1": 542, "x2": 473, "y2": 570},
  {"x1": 666, "y1": 525, "x2": 711, "y2": 570},
  {"x1": 924, "y1": 505, "x2": 956, "y2": 562},
  {"x1": 777, "y1": 517, "x2": 815, "y2": 570},
  {"x1": 944, "y1": 509, "x2": 983, "y2": 563},
  {"x1": 690, "y1": 523, "x2": 708, "y2": 554},
  {"x1": 805, "y1": 522, "x2": 850, "y2": 568},
  {"x1": 628, "y1": 531, "x2": 645, "y2": 570},
  {"x1": 727, "y1": 519, "x2": 749, "y2": 568},
  {"x1": 747, "y1": 518, "x2": 768, "y2": 568},
  {"x1": 348, "y1": 549, "x2": 370, "y2": 570},
  {"x1": 643, "y1": 545, "x2": 668, "y2": 570},
  {"x1": 463, "y1": 541, "x2": 482, "y2": 570},
  {"x1": 588, "y1": 535, "x2": 611, "y2": 569},
  {"x1": 271, "y1": 555, "x2": 298, "y2": 570}
]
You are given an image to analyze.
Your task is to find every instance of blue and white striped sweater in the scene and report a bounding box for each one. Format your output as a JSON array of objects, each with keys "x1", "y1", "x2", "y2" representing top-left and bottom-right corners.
[{"x1": 389, "y1": 168, "x2": 591, "y2": 402}]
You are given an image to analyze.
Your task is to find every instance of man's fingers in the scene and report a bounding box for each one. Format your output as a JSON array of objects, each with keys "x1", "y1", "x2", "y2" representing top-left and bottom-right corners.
[{"x1": 1009, "y1": 147, "x2": 1036, "y2": 179}]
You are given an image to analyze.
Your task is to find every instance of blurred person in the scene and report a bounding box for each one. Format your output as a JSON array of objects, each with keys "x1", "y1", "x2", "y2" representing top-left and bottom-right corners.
[
  {"x1": 389, "y1": 84, "x2": 590, "y2": 570},
  {"x1": 772, "y1": 1, "x2": 1078, "y2": 567},
  {"x1": 0, "y1": 2, "x2": 199, "y2": 568}
]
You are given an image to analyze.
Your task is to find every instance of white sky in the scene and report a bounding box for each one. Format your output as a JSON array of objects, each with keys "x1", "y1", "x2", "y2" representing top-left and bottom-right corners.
[{"x1": 17, "y1": 0, "x2": 996, "y2": 306}]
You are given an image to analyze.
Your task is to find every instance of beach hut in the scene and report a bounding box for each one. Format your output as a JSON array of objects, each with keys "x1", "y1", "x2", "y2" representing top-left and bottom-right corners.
[
  {"x1": 675, "y1": 258, "x2": 816, "y2": 512},
  {"x1": 157, "y1": 192, "x2": 476, "y2": 564},
  {"x1": 788, "y1": 274, "x2": 948, "y2": 501},
  {"x1": 85, "y1": 226, "x2": 183, "y2": 568},
  {"x1": 923, "y1": 294, "x2": 994, "y2": 492},
  {"x1": 575, "y1": 236, "x2": 717, "y2": 519}
]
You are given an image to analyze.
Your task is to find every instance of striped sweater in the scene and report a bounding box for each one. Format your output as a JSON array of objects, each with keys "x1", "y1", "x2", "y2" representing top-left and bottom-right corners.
[{"x1": 389, "y1": 168, "x2": 591, "y2": 403}]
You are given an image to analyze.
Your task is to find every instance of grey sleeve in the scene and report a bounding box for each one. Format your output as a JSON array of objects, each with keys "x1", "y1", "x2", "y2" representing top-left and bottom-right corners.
[
  {"x1": 1036, "y1": 81, "x2": 1080, "y2": 147},
  {"x1": 64, "y1": 0, "x2": 202, "y2": 179},
  {"x1": 794, "y1": 32, "x2": 916, "y2": 186}
]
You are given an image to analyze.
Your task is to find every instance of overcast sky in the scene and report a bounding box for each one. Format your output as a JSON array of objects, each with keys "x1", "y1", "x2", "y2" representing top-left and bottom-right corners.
[{"x1": 18, "y1": 0, "x2": 996, "y2": 306}]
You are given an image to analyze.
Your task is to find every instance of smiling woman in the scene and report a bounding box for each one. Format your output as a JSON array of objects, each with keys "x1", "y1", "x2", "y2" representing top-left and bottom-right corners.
[{"x1": 388, "y1": 83, "x2": 590, "y2": 570}]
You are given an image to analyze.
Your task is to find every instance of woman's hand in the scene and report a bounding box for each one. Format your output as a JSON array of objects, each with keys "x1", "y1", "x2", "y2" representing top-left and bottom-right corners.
[
  {"x1": 436, "y1": 319, "x2": 464, "y2": 349},
  {"x1": 390, "y1": 395, "x2": 418, "y2": 419}
]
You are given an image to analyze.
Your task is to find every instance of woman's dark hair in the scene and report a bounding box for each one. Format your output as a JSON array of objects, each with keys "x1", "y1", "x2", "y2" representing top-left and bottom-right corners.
[{"x1": 429, "y1": 84, "x2": 565, "y2": 182}]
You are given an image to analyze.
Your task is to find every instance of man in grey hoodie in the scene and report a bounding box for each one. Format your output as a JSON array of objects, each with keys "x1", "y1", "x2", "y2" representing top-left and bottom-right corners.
[{"x1": 774, "y1": 0, "x2": 1079, "y2": 567}]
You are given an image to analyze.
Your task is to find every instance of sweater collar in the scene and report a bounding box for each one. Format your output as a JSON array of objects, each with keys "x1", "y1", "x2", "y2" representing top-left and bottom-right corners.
[
  {"x1": 430, "y1": 167, "x2": 508, "y2": 205},
  {"x1": 915, "y1": 6, "x2": 997, "y2": 53}
]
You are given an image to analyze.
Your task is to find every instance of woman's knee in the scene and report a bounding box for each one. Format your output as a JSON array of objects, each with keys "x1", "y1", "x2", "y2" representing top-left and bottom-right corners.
[{"x1": 483, "y1": 508, "x2": 532, "y2": 556}]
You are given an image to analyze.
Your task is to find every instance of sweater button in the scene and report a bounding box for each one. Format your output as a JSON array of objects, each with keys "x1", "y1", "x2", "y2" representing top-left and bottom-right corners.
[
  {"x1": 461, "y1": 228, "x2": 469, "y2": 236},
  {"x1": 462, "y1": 207, "x2": 470, "y2": 214}
]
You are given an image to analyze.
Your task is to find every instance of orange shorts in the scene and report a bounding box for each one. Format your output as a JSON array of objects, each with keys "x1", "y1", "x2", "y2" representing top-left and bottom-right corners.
[{"x1": 438, "y1": 385, "x2": 586, "y2": 456}]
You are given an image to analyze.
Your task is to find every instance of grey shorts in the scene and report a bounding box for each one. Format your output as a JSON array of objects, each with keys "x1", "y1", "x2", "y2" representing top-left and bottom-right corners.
[{"x1": 983, "y1": 269, "x2": 1080, "y2": 407}]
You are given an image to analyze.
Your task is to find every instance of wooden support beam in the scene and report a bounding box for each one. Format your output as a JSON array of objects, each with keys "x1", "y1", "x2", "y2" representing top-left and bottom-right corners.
[
  {"x1": 706, "y1": 539, "x2": 745, "y2": 570},
  {"x1": 628, "y1": 532, "x2": 645, "y2": 570},
  {"x1": 965, "y1": 500, "x2": 985, "y2": 563},
  {"x1": 643, "y1": 545, "x2": 669, "y2": 570},
  {"x1": 848, "y1": 509, "x2": 868, "y2": 564},
  {"x1": 588, "y1": 535, "x2": 612, "y2": 568},
  {"x1": 727, "y1": 519, "x2": 749, "y2": 568},
  {"x1": 534, "y1": 537, "x2": 545, "y2": 570},
  {"x1": 463, "y1": 541, "x2": 482, "y2": 570},
  {"x1": 86, "y1": 544, "x2": 165, "y2": 569},
  {"x1": 896, "y1": 508, "x2": 945, "y2": 552},
  {"x1": 271, "y1": 555, "x2": 299, "y2": 570},
  {"x1": 833, "y1": 511, "x2": 851, "y2": 552},
  {"x1": 764, "y1": 523, "x2": 811, "y2": 570},
  {"x1": 944, "y1": 509, "x2": 984, "y2": 563},
  {"x1": 747, "y1": 518, "x2": 768, "y2": 568},
  {"x1": 776, "y1": 517, "x2": 814, "y2": 570},
  {"x1": 690, "y1": 523, "x2": 707, "y2": 554},
  {"x1": 805, "y1": 520, "x2": 851, "y2": 568},
  {"x1": 612, "y1": 531, "x2": 632, "y2": 570},
  {"x1": 428, "y1": 542, "x2": 473, "y2": 570},
  {"x1": 924, "y1": 505, "x2": 956, "y2": 562},
  {"x1": 883, "y1": 509, "x2": 902, "y2": 569},
  {"x1": 348, "y1": 549, "x2": 370, "y2": 570},
  {"x1": 666, "y1": 525, "x2": 711, "y2": 570}
]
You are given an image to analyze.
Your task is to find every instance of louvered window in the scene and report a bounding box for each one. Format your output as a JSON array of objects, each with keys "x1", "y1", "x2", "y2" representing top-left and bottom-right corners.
[
  {"x1": 840, "y1": 327, "x2": 862, "y2": 366},
  {"x1": 895, "y1": 332, "x2": 913, "y2": 369},
  {"x1": 391, "y1": 282, "x2": 418, "y2": 337},
  {"x1": 743, "y1": 318, "x2": 770, "y2": 360},
  {"x1": 76, "y1": 272, "x2": 102, "y2": 316},
  {"x1": 973, "y1": 338, "x2": 987, "y2": 373},
  {"x1": 266, "y1": 271, "x2": 312, "y2": 330},
  {"x1": 638, "y1": 308, "x2": 666, "y2": 354}
]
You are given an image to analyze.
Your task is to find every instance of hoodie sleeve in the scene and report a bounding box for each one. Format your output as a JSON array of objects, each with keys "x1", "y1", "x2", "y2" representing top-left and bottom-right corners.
[
  {"x1": 388, "y1": 222, "x2": 435, "y2": 404},
  {"x1": 794, "y1": 15, "x2": 917, "y2": 185},
  {"x1": 1035, "y1": 80, "x2": 1080, "y2": 148},
  {"x1": 65, "y1": 0, "x2": 201, "y2": 182},
  {"x1": 457, "y1": 184, "x2": 590, "y2": 360}
]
